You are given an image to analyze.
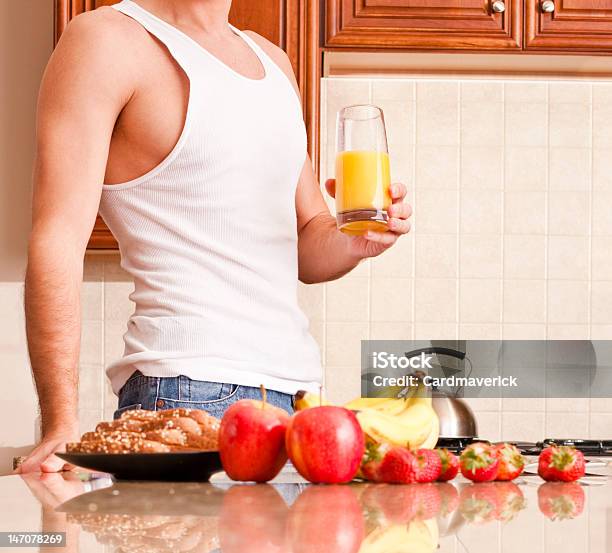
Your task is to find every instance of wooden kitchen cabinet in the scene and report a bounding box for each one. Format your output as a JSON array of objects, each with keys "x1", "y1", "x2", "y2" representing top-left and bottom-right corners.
[
  {"x1": 526, "y1": 0, "x2": 612, "y2": 51},
  {"x1": 326, "y1": 0, "x2": 522, "y2": 50},
  {"x1": 54, "y1": 0, "x2": 320, "y2": 250}
]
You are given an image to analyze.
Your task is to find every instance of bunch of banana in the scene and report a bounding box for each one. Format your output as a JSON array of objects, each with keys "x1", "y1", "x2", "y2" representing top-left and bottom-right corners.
[{"x1": 293, "y1": 389, "x2": 439, "y2": 450}]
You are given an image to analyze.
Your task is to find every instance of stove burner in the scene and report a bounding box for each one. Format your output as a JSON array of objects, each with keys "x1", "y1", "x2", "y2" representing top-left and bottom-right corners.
[{"x1": 436, "y1": 437, "x2": 612, "y2": 456}]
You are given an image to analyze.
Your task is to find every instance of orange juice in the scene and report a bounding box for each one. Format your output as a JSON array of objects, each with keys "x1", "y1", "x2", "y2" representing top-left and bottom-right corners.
[{"x1": 335, "y1": 150, "x2": 391, "y2": 235}]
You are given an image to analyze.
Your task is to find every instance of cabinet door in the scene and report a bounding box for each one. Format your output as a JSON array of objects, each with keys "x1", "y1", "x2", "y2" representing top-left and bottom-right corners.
[
  {"x1": 526, "y1": 0, "x2": 612, "y2": 50},
  {"x1": 55, "y1": 0, "x2": 320, "y2": 250},
  {"x1": 326, "y1": 0, "x2": 521, "y2": 50}
]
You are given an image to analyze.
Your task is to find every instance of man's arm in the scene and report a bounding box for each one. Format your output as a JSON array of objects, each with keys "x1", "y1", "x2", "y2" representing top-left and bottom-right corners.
[
  {"x1": 20, "y1": 10, "x2": 134, "y2": 473},
  {"x1": 245, "y1": 32, "x2": 412, "y2": 284}
]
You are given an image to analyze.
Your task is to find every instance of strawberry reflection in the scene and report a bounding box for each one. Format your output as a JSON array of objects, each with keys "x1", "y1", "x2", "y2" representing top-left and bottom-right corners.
[
  {"x1": 459, "y1": 482, "x2": 526, "y2": 524},
  {"x1": 537, "y1": 482, "x2": 585, "y2": 521}
]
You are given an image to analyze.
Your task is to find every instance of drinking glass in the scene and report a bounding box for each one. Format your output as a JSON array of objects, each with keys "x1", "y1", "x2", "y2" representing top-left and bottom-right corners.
[{"x1": 335, "y1": 104, "x2": 391, "y2": 235}]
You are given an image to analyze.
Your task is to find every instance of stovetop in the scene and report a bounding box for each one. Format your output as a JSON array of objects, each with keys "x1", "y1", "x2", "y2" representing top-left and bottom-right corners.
[{"x1": 436, "y1": 437, "x2": 612, "y2": 456}]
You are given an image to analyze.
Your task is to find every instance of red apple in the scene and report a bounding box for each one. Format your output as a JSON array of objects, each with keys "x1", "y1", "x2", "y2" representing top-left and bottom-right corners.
[
  {"x1": 219, "y1": 387, "x2": 290, "y2": 482},
  {"x1": 285, "y1": 406, "x2": 365, "y2": 484}
]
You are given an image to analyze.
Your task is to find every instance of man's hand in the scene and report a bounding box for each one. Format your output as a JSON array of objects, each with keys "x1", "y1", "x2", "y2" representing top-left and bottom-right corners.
[
  {"x1": 16, "y1": 429, "x2": 78, "y2": 474},
  {"x1": 325, "y1": 179, "x2": 412, "y2": 258}
]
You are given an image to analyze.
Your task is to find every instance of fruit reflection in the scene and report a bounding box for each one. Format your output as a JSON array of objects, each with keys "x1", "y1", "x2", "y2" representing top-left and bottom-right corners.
[
  {"x1": 459, "y1": 482, "x2": 526, "y2": 524},
  {"x1": 287, "y1": 485, "x2": 365, "y2": 553},
  {"x1": 537, "y1": 482, "x2": 585, "y2": 521},
  {"x1": 219, "y1": 484, "x2": 289, "y2": 553}
]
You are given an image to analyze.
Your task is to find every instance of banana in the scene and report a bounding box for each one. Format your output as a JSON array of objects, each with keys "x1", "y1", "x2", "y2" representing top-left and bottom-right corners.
[
  {"x1": 356, "y1": 408, "x2": 435, "y2": 449},
  {"x1": 345, "y1": 397, "x2": 408, "y2": 416},
  {"x1": 293, "y1": 390, "x2": 328, "y2": 411}
]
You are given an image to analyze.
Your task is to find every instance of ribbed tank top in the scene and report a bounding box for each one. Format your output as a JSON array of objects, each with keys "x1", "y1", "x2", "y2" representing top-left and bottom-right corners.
[{"x1": 99, "y1": 0, "x2": 322, "y2": 395}]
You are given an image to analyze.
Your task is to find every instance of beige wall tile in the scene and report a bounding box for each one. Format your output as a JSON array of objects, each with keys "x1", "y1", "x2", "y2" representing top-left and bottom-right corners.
[
  {"x1": 549, "y1": 148, "x2": 591, "y2": 190},
  {"x1": 589, "y1": 412, "x2": 612, "y2": 439},
  {"x1": 80, "y1": 320, "x2": 103, "y2": 366},
  {"x1": 83, "y1": 256, "x2": 105, "y2": 280},
  {"x1": 592, "y1": 148, "x2": 612, "y2": 190},
  {"x1": 593, "y1": 103, "x2": 612, "y2": 148},
  {"x1": 81, "y1": 281, "x2": 103, "y2": 321},
  {"x1": 505, "y1": 81, "x2": 547, "y2": 103},
  {"x1": 503, "y1": 280, "x2": 546, "y2": 323},
  {"x1": 504, "y1": 235, "x2": 546, "y2": 279},
  {"x1": 371, "y1": 277, "x2": 412, "y2": 322},
  {"x1": 297, "y1": 282, "x2": 324, "y2": 322},
  {"x1": 417, "y1": 81, "x2": 459, "y2": 104},
  {"x1": 545, "y1": 397, "x2": 589, "y2": 413},
  {"x1": 590, "y1": 325, "x2": 612, "y2": 339},
  {"x1": 548, "y1": 236, "x2": 589, "y2": 280},
  {"x1": 104, "y1": 281, "x2": 135, "y2": 321},
  {"x1": 372, "y1": 79, "x2": 415, "y2": 102},
  {"x1": 104, "y1": 319, "x2": 126, "y2": 366},
  {"x1": 415, "y1": 278, "x2": 457, "y2": 322},
  {"x1": 547, "y1": 280, "x2": 589, "y2": 324},
  {"x1": 414, "y1": 322, "x2": 458, "y2": 339},
  {"x1": 505, "y1": 146, "x2": 547, "y2": 191},
  {"x1": 415, "y1": 145, "x2": 458, "y2": 189},
  {"x1": 461, "y1": 102, "x2": 503, "y2": 146},
  {"x1": 590, "y1": 396, "x2": 612, "y2": 412},
  {"x1": 546, "y1": 324, "x2": 589, "y2": 339},
  {"x1": 545, "y1": 411, "x2": 589, "y2": 438},
  {"x1": 346, "y1": 258, "x2": 371, "y2": 278},
  {"x1": 592, "y1": 190, "x2": 612, "y2": 235},
  {"x1": 78, "y1": 364, "x2": 104, "y2": 413},
  {"x1": 372, "y1": 235, "x2": 413, "y2": 278},
  {"x1": 459, "y1": 324, "x2": 502, "y2": 339},
  {"x1": 549, "y1": 103, "x2": 591, "y2": 148},
  {"x1": 103, "y1": 257, "x2": 130, "y2": 281},
  {"x1": 326, "y1": 278, "x2": 369, "y2": 322},
  {"x1": 417, "y1": 101, "x2": 459, "y2": 146},
  {"x1": 460, "y1": 279, "x2": 501, "y2": 323},
  {"x1": 549, "y1": 82, "x2": 591, "y2": 104},
  {"x1": 461, "y1": 146, "x2": 503, "y2": 190},
  {"x1": 505, "y1": 103, "x2": 548, "y2": 147},
  {"x1": 325, "y1": 322, "x2": 369, "y2": 367},
  {"x1": 591, "y1": 281, "x2": 612, "y2": 324},
  {"x1": 501, "y1": 411, "x2": 545, "y2": 441},
  {"x1": 79, "y1": 408, "x2": 103, "y2": 436},
  {"x1": 504, "y1": 191, "x2": 546, "y2": 235},
  {"x1": 370, "y1": 322, "x2": 413, "y2": 340},
  {"x1": 415, "y1": 189, "x2": 458, "y2": 234},
  {"x1": 325, "y1": 366, "x2": 361, "y2": 405},
  {"x1": 415, "y1": 234, "x2": 457, "y2": 278},
  {"x1": 460, "y1": 235, "x2": 502, "y2": 278},
  {"x1": 0, "y1": 283, "x2": 25, "y2": 354},
  {"x1": 460, "y1": 190, "x2": 503, "y2": 234},
  {"x1": 502, "y1": 323, "x2": 546, "y2": 339},
  {"x1": 591, "y1": 237, "x2": 612, "y2": 280},
  {"x1": 466, "y1": 397, "x2": 502, "y2": 412},
  {"x1": 548, "y1": 191, "x2": 590, "y2": 236},
  {"x1": 461, "y1": 80, "x2": 503, "y2": 103},
  {"x1": 474, "y1": 411, "x2": 501, "y2": 441}
]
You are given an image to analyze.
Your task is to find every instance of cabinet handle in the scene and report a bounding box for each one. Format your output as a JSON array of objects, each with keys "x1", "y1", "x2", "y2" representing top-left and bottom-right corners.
[
  {"x1": 491, "y1": 0, "x2": 506, "y2": 13},
  {"x1": 541, "y1": 0, "x2": 555, "y2": 12}
]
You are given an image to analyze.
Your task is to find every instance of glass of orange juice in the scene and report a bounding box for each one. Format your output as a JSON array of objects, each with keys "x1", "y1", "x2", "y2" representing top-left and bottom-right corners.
[{"x1": 335, "y1": 104, "x2": 391, "y2": 235}]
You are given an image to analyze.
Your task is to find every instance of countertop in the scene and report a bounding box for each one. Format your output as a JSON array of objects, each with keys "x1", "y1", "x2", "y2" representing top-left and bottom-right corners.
[{"x1": 2, "y1": 465, "x2": 611, "y2": 553}]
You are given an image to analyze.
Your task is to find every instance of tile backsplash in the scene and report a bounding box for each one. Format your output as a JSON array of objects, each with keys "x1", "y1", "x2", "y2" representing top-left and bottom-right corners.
[{"x1": 76, "y1": 77, "x2": 612, "y2": 442}]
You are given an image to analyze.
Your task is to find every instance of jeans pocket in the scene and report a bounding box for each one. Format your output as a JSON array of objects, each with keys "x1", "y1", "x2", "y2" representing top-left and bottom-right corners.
[
  {"x1": 158, "y1": 381, "x2": 240, "y2": 405},
  {"x1": 113, "y1": 403, "x2": 143, "y2": 420}
]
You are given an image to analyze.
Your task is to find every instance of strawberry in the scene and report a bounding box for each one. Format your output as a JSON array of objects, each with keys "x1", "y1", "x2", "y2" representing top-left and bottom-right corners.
[
  {"x1": 413, "y1": 448, "x2": 442, "y2": 483},
  {"x1": 538, "y1": 446, "x2": 585, "y2": 482},
  {"x1": 377, "y1": 446, "x2": 417, "y2": 484},
  {"x1": 360, "y1": 441, "x2": 390, "y2": 482},
  {"x1": 492, "y1": 443, "x2": 525, "y2": 481},
  {"x1": 460, "y1": 442, "x2": 499, "y2": 482},
  {"x1": 537, "y1": 481, "x2": 585, "y2": 520},
  {"x1": 436, "y1": 448, "x2": 460, "y2": 481}
]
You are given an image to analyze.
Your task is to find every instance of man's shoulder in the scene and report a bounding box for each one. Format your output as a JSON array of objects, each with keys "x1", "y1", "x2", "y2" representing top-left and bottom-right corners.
[
  {"x1": 243, "y1": 31, "x2": 292, "y2": 71},
  {"x1": 58, "y1": 7, "x2": 149, "y2": 56}
]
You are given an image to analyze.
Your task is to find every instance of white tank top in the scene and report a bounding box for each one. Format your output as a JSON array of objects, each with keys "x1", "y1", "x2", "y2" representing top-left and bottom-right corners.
[{"x1": 99, "y1": 0, "x2": 322, "y2": 395}]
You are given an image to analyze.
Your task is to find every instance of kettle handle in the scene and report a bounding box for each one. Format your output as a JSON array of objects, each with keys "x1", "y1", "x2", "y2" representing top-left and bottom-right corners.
[{"x1": 404, "y1": 346, "x2": 466, "y2": 361}]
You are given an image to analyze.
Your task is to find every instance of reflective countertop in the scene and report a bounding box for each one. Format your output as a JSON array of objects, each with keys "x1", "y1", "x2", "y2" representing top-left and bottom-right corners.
[{"x1": 2, "y1": 465, "x2": 611, "y2": 552}]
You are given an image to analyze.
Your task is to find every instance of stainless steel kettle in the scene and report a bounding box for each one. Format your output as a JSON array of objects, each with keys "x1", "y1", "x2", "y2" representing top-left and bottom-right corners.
[{"x1": 405, "y1": 347, "x2": 478, "y2": 439}]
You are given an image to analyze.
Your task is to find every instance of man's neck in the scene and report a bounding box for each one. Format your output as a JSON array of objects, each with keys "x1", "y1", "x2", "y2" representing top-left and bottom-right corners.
[{"x1": 135, "y1": 0, "x2": 232, "y2": 36}]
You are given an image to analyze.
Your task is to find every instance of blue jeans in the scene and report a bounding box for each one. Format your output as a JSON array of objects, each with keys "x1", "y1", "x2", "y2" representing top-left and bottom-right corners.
[{"x1": 115, "y1": 371, "x2": 295, "y2": 420}]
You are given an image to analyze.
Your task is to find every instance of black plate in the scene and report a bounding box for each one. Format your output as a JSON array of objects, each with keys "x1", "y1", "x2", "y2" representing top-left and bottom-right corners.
[{"x1": 56, "y1": 451, "x2": 223, "y2": 482}]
